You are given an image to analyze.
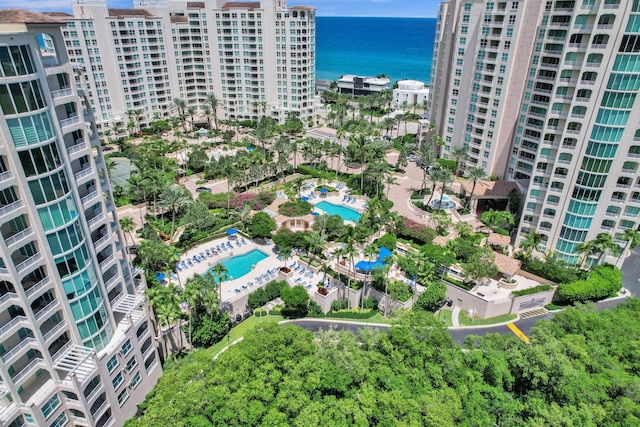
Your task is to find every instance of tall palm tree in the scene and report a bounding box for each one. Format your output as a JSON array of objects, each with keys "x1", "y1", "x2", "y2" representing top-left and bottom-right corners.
[
  {"x1": 210, "y1": 263, "x2": 229, "y2": 303},
  {"x1": 173, "y1": 98, "x2": 187, "y2": 131},
  {"x1": 206, "y1": 93, "x2": 219, "y2": 129},
  {"x1": 427, "y1": 169, "x2": 451, "y2": 207},
  {"x1": 157, "y1": 185, "x2": 192, "y2": 242},
  {"x1": 314, "y1": 213, "x2": 329, "y2": 238},
  {"x1": 186, "y1": 106, "x2": 197, "y2": 135},
  {"x1": 361, "y1": 244, "x2": 379, "y2": 310},
  {"x1": 464, "y1": 166, "x2": 487, "y2": 211},
  {"x1": 237, "y1": 203, "x2": 252, "y2": 231},
  {"x1": 616, "y1": 229, "x2": 640, "y2": 266},
  {"x1": 202, "y1": 105, "x2": 212, "y2": 130},
  {"x1": 574, "y1": 240, "x2": 598, "y2": 269},
  {"x1": 450, "y1": 146, "x2": 469, "y2": 175},
  {"x1": 383, "y1": 171, "x2": 398, "y2": 200},
  {"x1": 119, "y1": 216, "x2": 135, "y2": 249},
  {"x1": 592, "y1": 233, "x2": 619, "y2": 267},
  {"x1": 436, "y1": 169, "x2": 454, "y2": 211},
  {"x1": 342, "y1": 242, "x2": 358, "y2": 309},
  {"x1": 520, "y1": 232, "x2": 543, "y2": 260},
  {"x1": 183, "y1": 278, "x2": 204, "y2": 347}
]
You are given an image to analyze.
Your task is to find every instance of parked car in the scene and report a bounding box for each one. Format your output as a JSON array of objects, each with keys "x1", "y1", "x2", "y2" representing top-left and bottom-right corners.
[
  {"x1": 196, "y1": 186, "x2": 212, "y2": 193},
  {"x1": 242, "y1": 309, "x2": 253, "y2": 320}
]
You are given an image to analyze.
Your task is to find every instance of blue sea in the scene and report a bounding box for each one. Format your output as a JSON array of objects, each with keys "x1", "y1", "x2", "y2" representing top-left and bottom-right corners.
[{"x1": 315, "y1": 17, "x2": 436, "y2": 84}]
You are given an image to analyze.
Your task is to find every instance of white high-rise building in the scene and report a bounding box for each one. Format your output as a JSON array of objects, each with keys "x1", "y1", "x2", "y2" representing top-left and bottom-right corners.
[
  {"x1": 0, "y1": 10, "x2": 161, "y2": 427},
  {"x1": 431, "y1": 0, "x2": 640, "y2": 265},
  {"x1": 429, "y1": 0, "x2": 543, "y2": 176},
  {"x1": 67, "y1": 0, "x2": 316, "y2": 133}
]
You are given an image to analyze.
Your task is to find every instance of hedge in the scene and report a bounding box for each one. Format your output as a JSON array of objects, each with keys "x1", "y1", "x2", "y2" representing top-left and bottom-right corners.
[
  {"x1": 512, "y1": 284, "x2": 553, "y2": 297},
  {"x1": 442, "y1": 275, "x2": 471, "y2": 291},
  {"x1": 556, "y1": 264, "x2": 622, "y2": 304}
]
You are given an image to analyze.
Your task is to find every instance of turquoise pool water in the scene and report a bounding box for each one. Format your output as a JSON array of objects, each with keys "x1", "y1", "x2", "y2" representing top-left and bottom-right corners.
[
  {"x1": 315, "y1": 201, "x2": 361, "y2": 222},
  {"x1": 206, "y1": 249, "x2": 268, "y2": 281}
]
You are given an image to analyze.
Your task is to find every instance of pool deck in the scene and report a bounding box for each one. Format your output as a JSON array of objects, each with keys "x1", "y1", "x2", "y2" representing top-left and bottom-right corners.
[{"x1": 172, "y1": 236, "x2": 327, "y2": 303}]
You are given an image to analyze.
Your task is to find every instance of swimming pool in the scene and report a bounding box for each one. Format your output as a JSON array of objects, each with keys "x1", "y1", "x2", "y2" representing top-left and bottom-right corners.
[
  {"x1": 206, "y1": 249, "x2": 268, "y2": 281},
  {"x1": 315, "y1": 201, "x2": 361, "y2": 222}
]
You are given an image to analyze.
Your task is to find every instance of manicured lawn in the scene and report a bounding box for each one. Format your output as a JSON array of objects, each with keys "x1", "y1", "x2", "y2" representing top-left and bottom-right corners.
[
  {"x1": 436, "y1": 309, "x2": 454, "y2": 327},
  {"x1": 458, "y1": 312, "x2": 517, "y2": 326},
  {"x1": 211, "y1": 314, "x2": 283, "y2": 356}
]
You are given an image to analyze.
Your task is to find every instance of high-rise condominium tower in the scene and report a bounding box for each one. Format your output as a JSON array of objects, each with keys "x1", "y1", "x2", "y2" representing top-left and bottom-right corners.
[
  {"x1": 68, "y1": 0, "x2": 316, "y2": 134},
  {"x1": 0, "y1": 10, "x2": 161, "y2": 427},
  {"x1": 431, "y1": 0, "x2": 640, "y2": 264}
]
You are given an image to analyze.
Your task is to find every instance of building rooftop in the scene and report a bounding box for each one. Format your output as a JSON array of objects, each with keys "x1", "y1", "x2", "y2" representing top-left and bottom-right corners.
[
  {"x1": 187, "y1": 2, "x2": 206, "y2": 8},
  {"x1": 0, "y1": 9, "x2": 70, "y2": 24},
  {"x1": 487, "y1": 232, "x2": 511, "y2": 247},
  {"x1": 460, "y1": 180, "x2": 519, "y2": 197},
  {"x1": 492, "y1": 251, "x2": 522, "y2": 277},
  {"x1": 108, "y1": 8, "x2": 155, "y2": 18},
  {"x1": 221, "y1": 2, "x2": 261, "y2": 10}
]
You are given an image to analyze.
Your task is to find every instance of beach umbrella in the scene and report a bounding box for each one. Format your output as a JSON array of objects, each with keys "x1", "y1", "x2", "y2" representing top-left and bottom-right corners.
[
  {"x1": 227, "y1": 228, "x2": 238, "y2": 235},
  {"x1": 319, "y1": 188, "x2": 328, "y2": 194},
  {"x1": 301, "y1": 196, "x2": 309, "y2": 201},
  {"x1": 311, "y1": 212, "x2": 320, "y2": 216},
  {"x1": 155, "y1": 273, "x2": 166, "y2": 281}
]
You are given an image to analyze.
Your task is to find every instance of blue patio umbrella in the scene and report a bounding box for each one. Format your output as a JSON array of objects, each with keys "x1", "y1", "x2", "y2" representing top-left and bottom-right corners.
[
  {"x1": 226, "y1": 228, "x2": 238, "y2": 235},
  {"x1": 311, "y1": 211, "x2": 320, "y2": 216},
  {"x1": 301, "y1": 196, "x2": 309, "y2": 201},
  {"x1": 246, "y1": 146, "x2": 254, "y2": 151},
  {"x1": 319, "y1": 188, "x2": 328, "y2": 194},
  {"x1": 155, "y1": 273, "x2": 166, "y2": 281}
]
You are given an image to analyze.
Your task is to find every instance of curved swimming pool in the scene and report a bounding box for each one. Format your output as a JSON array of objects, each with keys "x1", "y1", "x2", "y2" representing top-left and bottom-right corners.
[
  {"x1": 315, "y1": 201, "x2": 362, "y2": 222},
  {"x1": 206, "y1": 249, "x2": 269, "y2": 280}
]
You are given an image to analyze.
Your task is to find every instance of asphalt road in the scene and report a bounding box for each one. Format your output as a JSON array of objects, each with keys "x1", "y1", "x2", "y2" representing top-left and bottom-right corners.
[
  {"x1": 290, "y1": 296, "x2": 629, "y2": 346},
  {"x1": 621, "y1": 246, "x2": 640, "y2": 297}
]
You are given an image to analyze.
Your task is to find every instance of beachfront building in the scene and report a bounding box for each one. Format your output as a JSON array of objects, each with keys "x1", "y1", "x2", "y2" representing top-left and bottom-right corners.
[
  {"x1": 392, "y1": 79, "x2": 429, "y2": 109},
  {"x1": 337, "y1": 74, "x2": 391, "y2": 97},
  {"x1": 511, "y1": 0, "x2": 640, "y2": 263},
  {"x1": 0, "y1": 10, "x2": 161, "y2": 426},
  {"x1": 431, "y1": 0, "x2": 640, "y2": 265},
  {"x1": 429, "y1": 0, "x2": 544, "y2": 176},
  {"x1": 67, "y1": 0, "x2": 316, "y2": 132}
]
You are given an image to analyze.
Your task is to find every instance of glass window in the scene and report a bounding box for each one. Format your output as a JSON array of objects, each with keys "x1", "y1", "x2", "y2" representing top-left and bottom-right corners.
[
  {"x1": 121, "y1": 339, "x2": 132, "y2": 356},
  {"x1": 117, "y1": 389, "x2": 129, "y2": 406},
  {"x1": 112, "y1": 372, "x2": 124, "y2": 390},
  {"x1": 126, "y1": 355, "x2": 137, "y2": 371},
  {"x1": 130, "y1": 371, "x2": 141, "y2": 388},
  {"x1": 41, "y1": 393, "x2": 60, "y2": 419},
  {"x1": 107, "y1": 355, "x2": 118, "y2": 373}
]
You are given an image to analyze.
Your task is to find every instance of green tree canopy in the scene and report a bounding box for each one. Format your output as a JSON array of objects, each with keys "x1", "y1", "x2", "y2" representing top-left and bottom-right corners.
[{"x1": 248, "y1": 212, "x2": 277, "y2": 239}]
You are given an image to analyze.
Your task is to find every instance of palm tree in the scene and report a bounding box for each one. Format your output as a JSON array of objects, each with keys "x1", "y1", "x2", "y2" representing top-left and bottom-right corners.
[
  {"x1": 173, "y1": 98, "x2": 187, "y2": 131},
  {"x1": 436, "y1": 169, "x2": 454, "y2": 211},
  {"x1": 592, "y1": 233, "x2": 619, "y2": 267},
  {"x1": 237, "y1": 203, "x2": 252, "y2": 231},
  {"x1": 361, "y1": 244, "x2": 379, "y2": 310},
  {"x1": 464, "y1": 166, "x2": 487, "y2": 211},
  {"x1": 183, "y1": 278, "x2": 204, "y2": 347},
  {"x1": 427, "y1": 169, "x2": 452, "y2": 207},
  {"x1": 119, "y1": 216, "x2": 135, "y2": 249},
  {"x1": 314, "y1": 213, "x2": 329, "y2": 238},
  {"x1": 210, "y1": 263, "x2": 229, "y2": 302},
  {"x1": 574, "y1": 240, "x2": 598, "y2": 269},
  {"x1": 342, "y1": 242, "x2": 358, "y2": 309},
  {"x1": 186, "y1": 106, "x2": 197, "y2": 135},
  {"x1": 206, "y1": 93, "x2": 219, "y2": 129},
  {"x1": 616, "y1": 229, "x2": 640, "y2": 267},
  {"x1": 306, "y1": 232, "x2": 326, "y2": 257},
  {"x1": 520, "y1": 232, "x2": 543, "y2": 260},
  {"x1": 279, "y1": 245, "x2": 293, "y2": 269},
  {"x1": 383, "y1": 171, "x2": 398, "y2": 200},
  {"x1": 450, "y1": 146, "x2": 469, "y2": 175},
  {"x1": 202, "y1": 105, "x2": 212, "y2": 130},
  {"x1": 481, "y1": 209, "x2": 516, "y2": 233},
  {"x1": 157, "y1": 185, "x2": 192, "y2": 242}
]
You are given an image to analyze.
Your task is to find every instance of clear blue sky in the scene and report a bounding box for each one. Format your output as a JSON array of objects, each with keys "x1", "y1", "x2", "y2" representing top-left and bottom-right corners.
[{"x1": 24, "y1": 0, "x2": 438, "y2": 18}]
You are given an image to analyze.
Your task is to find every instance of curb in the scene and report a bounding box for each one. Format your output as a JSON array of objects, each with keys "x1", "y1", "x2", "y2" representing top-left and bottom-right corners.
[{"x1": 279, "y1": 318, "x2": 392, "y2": 328}]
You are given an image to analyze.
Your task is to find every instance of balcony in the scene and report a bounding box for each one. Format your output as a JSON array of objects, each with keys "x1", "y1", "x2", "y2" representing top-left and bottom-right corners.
[
  {"x1": 99, "y1": 254, "x2": 115, "y2": 271},
  {"x1": 11, "y1": 357, "x2": 44, "y2": 384},
  {"x1": 2, "y1": 337, "x2": 36, "y2": 364},
  {"x1": 16, "y1": 253, "x2": 42, "y2": 274},
  {"x1": 5, "y1": 227, "x2": 34, "y2": 248},
  {"x1": 59, "y1": 115, "x2": 81, "y2": 130},
  {"x1": 94, "y1": 234, "x2": 111, "y2": 250},
  {"x1": 0, "y1": 200, "x2": 24, "y2": 218},
  {"x1": 25, "y1": 277, "x2": 51, "y2": 299},
  {"x1": 74, "y1": 165, "x2": 93, "y2": 182},
  {"x1": 43, "y1": 320, "x2": 67, "y2": 342},
  {"x1": 81, "y1": 191, "x2": 100, "y2": 207},
  {"x1": 67, "y1": 140, "x2": 87, "y2": 157},
  {"x1": 88, "y1": 212, "x2": 106, "y2": 228},
  {"x1": 0, "y1": 170, "x2": 13, "y2": 185},
  {"x1": 0, "y1": 291, "x2": 18, "y2": 310},
  {"x1": 104, "y1": 273, "x2": 120, "y2": 289},
  {"x1": 51, "y1": 87, "x2": 74, "y2": 104},
  {"x1": 0, "y1": 316, "x2": 27, "y2": 339},
  {"x1": 34, "y1": 299, "x2": 60, "y2": 321}
]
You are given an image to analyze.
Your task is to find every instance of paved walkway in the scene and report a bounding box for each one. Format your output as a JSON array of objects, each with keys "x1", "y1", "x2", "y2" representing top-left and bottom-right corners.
[{"x1": 451, "y1": 306, "x2": 461, "y2": 327}]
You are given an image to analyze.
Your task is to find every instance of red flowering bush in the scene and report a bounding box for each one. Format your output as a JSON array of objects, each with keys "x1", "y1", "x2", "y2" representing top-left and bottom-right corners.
[{"x1": 397, "y1": 217, "x2": 437, "y2": 245}]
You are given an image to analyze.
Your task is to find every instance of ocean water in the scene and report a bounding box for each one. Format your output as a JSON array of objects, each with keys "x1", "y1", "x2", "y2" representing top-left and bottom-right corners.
[{"x1": 315, "y1": 17, "x2": 436, "y2": 84}]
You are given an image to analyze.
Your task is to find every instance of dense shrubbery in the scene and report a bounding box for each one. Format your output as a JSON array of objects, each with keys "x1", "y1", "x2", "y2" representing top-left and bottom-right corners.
[
  {"x1": 278, "y1": 200, "x2": 313, "y2": 217},
  {"x1": 556, "y1": 264, "x2": 622, "y2": 304},
  {"x1": 387, "y1": 280, "x2": 413, "y2": 302},
  {"x1": 375, "y1": 233, "x2": 397, "y2": 250},
  {"x1": 512, "y1": 284, "x2": 554, "y2": 297},
  {"x1": 247, "y1": 280, "x2": 289, "y2": 310},
  {"x1": 436, "y1": 158, "x2": 456, "y2": 171},
  {"x1": 414, "y1": 281, "x2": 447, "y2": 312},
  {"x1": 517, "y1": 255, "x2": 586, "y2": 284},
  {"x1": 396, "y1": 216, "x2": 437, "y2": 245},
  {"x1": 129, "y1": 302, "x2": 640, "y2": 426},
  {"x1": 272, "y1": 228, "x2": 311, "y2": 251}
]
